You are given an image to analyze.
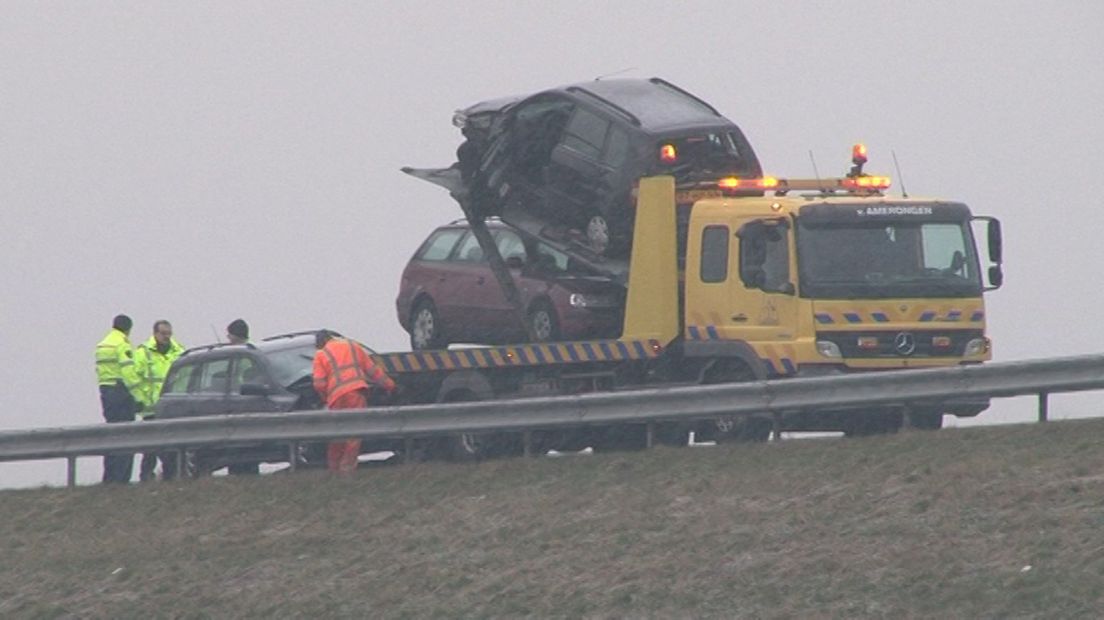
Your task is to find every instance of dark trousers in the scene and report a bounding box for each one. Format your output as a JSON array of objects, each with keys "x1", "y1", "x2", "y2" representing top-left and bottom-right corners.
[
  {"x1": 139, "y1": 415, "x2": 162, "y2": 481},
  {"x1": 100, "y1": 383, "x2": 136, "y2": 483}
]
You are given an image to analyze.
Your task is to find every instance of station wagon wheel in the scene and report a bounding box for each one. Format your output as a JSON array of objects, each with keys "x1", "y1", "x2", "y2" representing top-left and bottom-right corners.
[
  {"x1": 410, "y1": 298, "x2": 446, "y2": 350},
  {"x1": 528, "y1": 300, "x2": 560, "y2": 342}
]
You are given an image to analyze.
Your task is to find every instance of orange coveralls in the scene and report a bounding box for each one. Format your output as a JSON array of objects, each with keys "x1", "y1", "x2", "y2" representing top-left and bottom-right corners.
[{"x1": 312, "y1": 338, "x2": 396, "y2": 473}]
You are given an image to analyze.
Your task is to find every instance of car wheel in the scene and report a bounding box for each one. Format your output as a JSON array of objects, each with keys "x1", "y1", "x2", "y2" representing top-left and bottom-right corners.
[
  {"x1": 528, "y1": 301, "x2": 561, "y2": 342},
  {"x1": 410, "y1": 298, "x2": 446, "y2": 350}
]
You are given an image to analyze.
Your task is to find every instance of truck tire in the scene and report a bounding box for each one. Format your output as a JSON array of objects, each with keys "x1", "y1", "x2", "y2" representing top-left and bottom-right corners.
[
  {"x1": 696, "y1": 359, "x2": 762, "y2": 443},
  {"x1": 410, "y1": 298, "x2": 447, "y2": 350}
]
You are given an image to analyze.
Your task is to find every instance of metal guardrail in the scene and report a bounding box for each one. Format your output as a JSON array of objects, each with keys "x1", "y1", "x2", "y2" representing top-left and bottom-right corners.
[{"x1": 3, "y1": 354, "x2": 1102, "y2": 486}]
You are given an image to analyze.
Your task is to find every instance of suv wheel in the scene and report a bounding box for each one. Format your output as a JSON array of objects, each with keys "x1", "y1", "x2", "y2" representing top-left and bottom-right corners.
[
  {"x1": 586, "y1": 215, "x2": 610, "y2": 255},
  {"x1": 410, "y1": 299, "x2": 446, "y2": 350},
  {"x1": 528, "y1": 301, "x2": 560, "y2": 342}
]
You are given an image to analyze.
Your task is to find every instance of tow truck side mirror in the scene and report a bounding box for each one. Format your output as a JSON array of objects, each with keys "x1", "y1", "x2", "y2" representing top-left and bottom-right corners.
[
  {"x1": 987, "y1": 219, "x2": 1002, "y2": 264},
  {"x1": 988, "y1": 266, "x2": 1004, "y2": 288}
]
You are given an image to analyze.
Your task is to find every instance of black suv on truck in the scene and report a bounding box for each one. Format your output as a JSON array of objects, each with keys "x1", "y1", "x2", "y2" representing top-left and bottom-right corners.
[
  {"x1": 408, "y1": 77, "x2": 763, "y2": 259},
  {"x1": 155, "y1": 331, "x2": 394, "y2": 475}
]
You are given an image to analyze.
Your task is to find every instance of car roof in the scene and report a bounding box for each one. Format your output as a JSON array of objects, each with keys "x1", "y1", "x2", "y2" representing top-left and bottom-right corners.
[
  {"x1": 177, "y1": 331, "x2": 322, "y2": 360},
  {"x1": 462, "y1": 77, "x2": 733, "y2": 134}
]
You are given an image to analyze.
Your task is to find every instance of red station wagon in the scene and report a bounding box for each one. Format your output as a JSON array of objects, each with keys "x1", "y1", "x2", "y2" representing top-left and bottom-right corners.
[{"x1": 397, "y1": 219, "x2": 625, "y2": 350}]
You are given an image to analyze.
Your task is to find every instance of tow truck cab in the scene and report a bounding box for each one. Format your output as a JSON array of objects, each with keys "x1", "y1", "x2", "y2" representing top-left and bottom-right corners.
[{"x1": 672, "y1": 148, "x2": 1003, "y2": 423}]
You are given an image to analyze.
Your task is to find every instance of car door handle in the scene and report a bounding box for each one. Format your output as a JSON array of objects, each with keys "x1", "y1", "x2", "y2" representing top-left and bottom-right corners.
[
  {"x1": 477, "y1": 276, "x2": 485, "y2": 285},
  {"x1": 731, "y1": 313, "x2": 748, "y2": 322},
  {"x1": 437, "y1": 275, "x2": 446, "y2": 282}
]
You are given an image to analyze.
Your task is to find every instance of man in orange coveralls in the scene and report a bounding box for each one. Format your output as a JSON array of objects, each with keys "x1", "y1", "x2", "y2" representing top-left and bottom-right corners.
[{"x1": 312, "y1": 330, "x2": 397, "y2": 473}]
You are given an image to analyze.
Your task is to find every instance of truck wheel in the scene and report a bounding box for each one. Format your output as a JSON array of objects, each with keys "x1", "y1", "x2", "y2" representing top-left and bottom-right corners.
[
  {"x1": 439, "y1": 390, "x2": 520, "y2": 461},
  {"x1": 528, "y1": 301, "x2": 560, "y2": 342},
  {"x1": 697, "y1": 359, "x2": 761, "y2": 442},
  {"x1": 410, "y1": 298, "x2": 447, "y2": 350}
]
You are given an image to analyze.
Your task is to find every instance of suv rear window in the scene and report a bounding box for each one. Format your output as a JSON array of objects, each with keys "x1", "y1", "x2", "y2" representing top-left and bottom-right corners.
[{"x1": 661, "y1": 131, "x2": 753, "y2": 177}]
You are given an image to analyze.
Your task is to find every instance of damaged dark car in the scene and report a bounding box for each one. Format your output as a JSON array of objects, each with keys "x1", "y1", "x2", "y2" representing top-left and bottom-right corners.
[{"x1": 405, "y1": 77, "x2": 762, "y2": 261}]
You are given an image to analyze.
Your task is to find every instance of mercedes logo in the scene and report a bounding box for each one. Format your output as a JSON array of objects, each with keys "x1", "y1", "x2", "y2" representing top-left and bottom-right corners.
[{"x1": 894, "y1": 332, "x2": 916, "y2": 356}]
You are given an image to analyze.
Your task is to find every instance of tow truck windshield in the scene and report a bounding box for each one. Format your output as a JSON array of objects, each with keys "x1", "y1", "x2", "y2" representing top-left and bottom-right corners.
[{"x1": 797, "y1": 218, "x2": 981, "y2": 299}]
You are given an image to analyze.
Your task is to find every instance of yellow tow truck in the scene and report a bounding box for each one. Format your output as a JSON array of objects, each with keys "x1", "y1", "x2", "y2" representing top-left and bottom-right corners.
[{"x1": 382, "y1": 146, "x2": 1003, "y2": 457}]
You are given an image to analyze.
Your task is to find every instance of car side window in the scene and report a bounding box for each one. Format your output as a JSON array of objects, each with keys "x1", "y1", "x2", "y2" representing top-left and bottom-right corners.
[
  {"x1": 700, "y1": 225, "x2": 730, "y2": 283},
  {"x1": 231, "y1": 356, "x2": 265, "y2": 392},
  {"x1": 494, "y1": 230, "x2": 526, "y2": 261},
  {"x1": 196, "y1": 358, "x2": 232, "y2": 394},
  {"x1": 452, "y1": 231, "x2": 485, "y2": 262},
  {"x1": 162, "y1": 363, "x2": 195, "y2": 395},
  {"x1": 561, "y1": 108, "x2": 609, "y2": 161},
  {"x1": 602, "y1": 127, "x2": 630, "y2": 168},
  {"x1": 531, "y1": 242, "x2": 569, "y2": 273},
  {"x1": 417, "y1": 229, "x2": 465, "y2": 261}
]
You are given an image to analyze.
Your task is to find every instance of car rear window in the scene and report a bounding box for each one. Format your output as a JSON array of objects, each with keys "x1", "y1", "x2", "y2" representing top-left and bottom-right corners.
[
  {"x1": 659, "y1": 131, "x2": 756, "y2": 178},
  {"x1": 417, "y1": 228, "x2": 465, "y2": 261}
]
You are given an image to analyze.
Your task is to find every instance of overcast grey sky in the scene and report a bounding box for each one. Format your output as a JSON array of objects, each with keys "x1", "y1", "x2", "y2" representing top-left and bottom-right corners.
[{"x1": 2, "y1": 1, "x2": 1102, "y2": 487}]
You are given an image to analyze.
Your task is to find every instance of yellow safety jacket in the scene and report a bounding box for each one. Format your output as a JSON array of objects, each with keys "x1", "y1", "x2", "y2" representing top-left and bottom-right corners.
[
  {"x1": 95, "y1": 329, "x2": 141, "y2": 398},
  {"x1": 134, "y1": 336, "x2": 186, "y2": 414}
]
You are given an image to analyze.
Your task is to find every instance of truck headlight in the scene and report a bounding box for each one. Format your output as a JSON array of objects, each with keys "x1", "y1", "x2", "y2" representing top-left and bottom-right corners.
[
  {"x1": 963, "y1": 337, "x2": 990, "y2": 357},
  {"x1": 816, "y1": 340, "x2": 842, "y2": 358}
]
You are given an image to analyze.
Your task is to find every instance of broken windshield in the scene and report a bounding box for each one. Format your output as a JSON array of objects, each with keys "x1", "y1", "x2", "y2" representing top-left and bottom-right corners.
[{"x1": 797, "y1": 219, "x2": 982, "y2": 299}]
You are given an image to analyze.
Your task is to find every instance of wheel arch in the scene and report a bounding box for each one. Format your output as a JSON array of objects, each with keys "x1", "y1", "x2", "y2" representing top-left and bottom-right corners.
[
  {"x1": 681, "y1": 339, "x2": 770, "y2": 381},
  {"x1": 435, "y1": 370, "x2": 495, "y2": 403}
]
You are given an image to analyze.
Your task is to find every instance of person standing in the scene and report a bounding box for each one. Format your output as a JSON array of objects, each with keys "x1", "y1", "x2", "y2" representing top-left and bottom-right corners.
[
  {"x1": 226, "y1": 319, "x2": 249, "y2": 345},
  {"x1": 312, "y1": 330, "x2": 396, "y2": 474},
  {"x1": 95, "y1": 314, "x2": 143, "y2": 484},
  {"x1": 134, "y1": 320, "x2": 185, "y2": 481}
]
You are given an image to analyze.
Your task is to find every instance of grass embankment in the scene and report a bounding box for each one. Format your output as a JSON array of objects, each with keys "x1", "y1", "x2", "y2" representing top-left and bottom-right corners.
[{"x1": 3, "y1": 419, "x2": 1104, "y2": 618}]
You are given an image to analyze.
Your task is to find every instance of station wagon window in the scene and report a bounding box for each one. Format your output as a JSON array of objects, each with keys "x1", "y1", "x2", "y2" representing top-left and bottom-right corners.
[
  {"x1": 700, "y1": 225, "x2": 729, "y2": 283},
  {"x1": 417, "y1": 228, "x2": 465, "y2": 261},
  {"x1": 452, "y1": 231, "x2": 486, "y2": 262},
  {"x1": 561, "y1": 108, "x2": 610, "y2": 160},
  {"x1": 162, "y1": 364, "x2": 195, "y2": 395},
  {"x1": 196, "y1": 358, "x2": 232, "y2": 394},
  {"x1": 494, "y1": 230, "x2": 526, "y2": 262}
]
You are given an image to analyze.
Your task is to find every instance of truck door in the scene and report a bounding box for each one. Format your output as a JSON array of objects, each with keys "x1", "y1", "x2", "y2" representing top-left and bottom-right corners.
[
  {"x1": 729, "y1": 218, "x2": 799, "y2": 372},
  {"x1": 688, "y1": 217, "x2": 799, "y2": 374}
]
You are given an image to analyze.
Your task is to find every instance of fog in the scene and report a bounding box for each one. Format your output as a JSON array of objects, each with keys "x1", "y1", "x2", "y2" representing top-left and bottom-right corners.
[{"x1": 2, "y1": 1, "x2": 1102, "y2": 487}]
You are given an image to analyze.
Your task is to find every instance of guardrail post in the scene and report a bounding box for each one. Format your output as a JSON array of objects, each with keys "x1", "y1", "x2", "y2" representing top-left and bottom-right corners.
[
  {"x1": 900, "y1": 406, "x2": 911, "y2": 430},
  {"x1": 1038, "y1": 391, "x2": 1049, "y2": 423},
  {"x1": 175, "y1": 450, "x2": 183, "y2": 479},
  {"x1": 645, "y1": 423, "x2": 654, "y2": 449},
  {"x1": 66, "y1": 457, "x2": 76, "y2": 488},
  {"x1": 287, "y1": 442, "x2": 298, "y2": 473},
  {"x1": 522, "y1": 431, "x2": 532, "y2": 457},
  {"x1": 771, "y1": 412, "x2": 782, "y2": 442},
  {"x1": 403, "y1": 438, "x2": 413, "y2": 464}
]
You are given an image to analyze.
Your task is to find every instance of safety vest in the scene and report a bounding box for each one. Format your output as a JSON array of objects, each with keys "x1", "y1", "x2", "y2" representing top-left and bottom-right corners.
[
  {"x1": 95, "y1": 329, "x2": 141, "y2": 396},
  {"x1": 313, "y1": 338, "x2": 390, "y2": 406},
  {"x1": 134, "y1": 336, "x2": 186, "y2": 412}
]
